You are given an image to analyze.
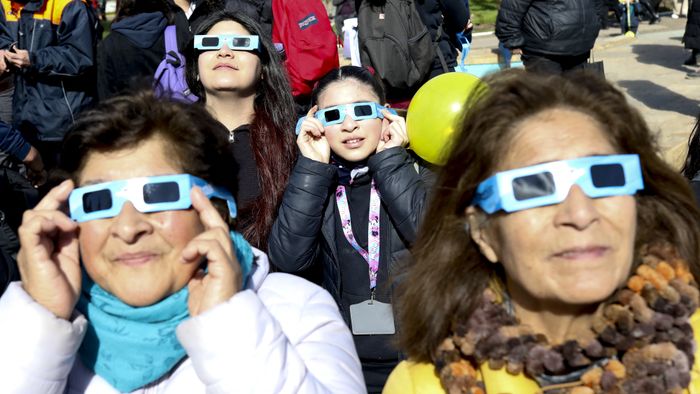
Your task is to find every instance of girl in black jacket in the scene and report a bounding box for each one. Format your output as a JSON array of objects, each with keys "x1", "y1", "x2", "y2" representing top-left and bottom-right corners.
[{"x1": 269, "y1": 66, "x2": 431, "y2": 393}]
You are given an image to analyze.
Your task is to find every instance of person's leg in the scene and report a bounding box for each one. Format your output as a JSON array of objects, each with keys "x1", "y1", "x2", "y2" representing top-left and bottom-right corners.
[
  {"x1": 631, "y1": 3, "x2": 641, "y2": 33},
  {"x1": 639, "y1": 0, "x2": 661, "y2": 22},
  {"x1": 599, "y1": 0, "x2": 610, "y2": 28},
  {"x1": 521, "y1": 52, "x2": 565, "y2": 74},
  {"x1": 672, "y1": 0, "x2": 688, "y2": 16}
]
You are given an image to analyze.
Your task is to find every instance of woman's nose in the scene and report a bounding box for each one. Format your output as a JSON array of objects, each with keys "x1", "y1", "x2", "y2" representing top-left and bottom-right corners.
[
  {"x1": 553, "y1": 185, "x2": 600, "y2": 230},
  {"x1": 110, "y1": 202, "x2": 153, "y2": 243},
  {"x1": 340, "y1": 109, "x2": 358, "y2": 132},
  {"x1": 217, "y1": 44, "x2": 235, "y2": 57}
]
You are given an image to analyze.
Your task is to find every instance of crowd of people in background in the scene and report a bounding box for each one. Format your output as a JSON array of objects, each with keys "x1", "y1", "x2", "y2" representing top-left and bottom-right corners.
[{"x1": 1, "y1": 0, "x2": 700, "y2": 393}]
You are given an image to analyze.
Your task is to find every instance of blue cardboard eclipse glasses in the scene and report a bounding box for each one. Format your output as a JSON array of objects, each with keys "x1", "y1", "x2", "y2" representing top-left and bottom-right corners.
[
  {"x1": 472, "y1": 154, "x2": 644, "y2": 214},
  {"x1": 69, "y1": 174, "x2": 237, "y2": 223},
  {"x1": 194, "y1": 34, "x2": 260, "y2": 51},
  {"x1": 295, "y1": 102, "x2": 397, "y2": 135}
]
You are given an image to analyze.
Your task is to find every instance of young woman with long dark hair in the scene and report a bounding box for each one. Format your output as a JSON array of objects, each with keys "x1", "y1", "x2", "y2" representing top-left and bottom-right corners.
[{"x1": 185, "y1": 10, "x2": 297, "y2": 250}]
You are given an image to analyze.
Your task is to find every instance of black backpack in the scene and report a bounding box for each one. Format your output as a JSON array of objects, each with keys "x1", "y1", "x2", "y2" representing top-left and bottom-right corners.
[{"x1": 358, "y1": 0, "x2": 440, "y2": 91}]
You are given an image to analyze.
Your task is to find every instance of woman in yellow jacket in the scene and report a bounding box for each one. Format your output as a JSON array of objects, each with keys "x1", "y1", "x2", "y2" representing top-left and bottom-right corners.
[{"x1": 384, "y1": 70, "x2": 700, "y2": 394}]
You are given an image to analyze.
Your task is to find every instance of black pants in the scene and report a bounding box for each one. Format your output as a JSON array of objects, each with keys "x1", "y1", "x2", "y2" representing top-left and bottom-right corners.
[
  {"x1": 362, "y1": 358, "x2": 399, "y2": 394},
  {"x1": 521, "y1": 51, "x2": 590, "y2": 75}
]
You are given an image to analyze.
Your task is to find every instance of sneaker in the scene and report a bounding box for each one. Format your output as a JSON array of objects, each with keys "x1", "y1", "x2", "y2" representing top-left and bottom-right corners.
[
  {"x1": 672, "y1": 13, "x2": 680, "y2": 19},
  {"x1": 649, "y1": 15, "x2": 661, "y2": 24},
  {"x1": 686, "y1": 70, "x2": 700, "y2": 79}
]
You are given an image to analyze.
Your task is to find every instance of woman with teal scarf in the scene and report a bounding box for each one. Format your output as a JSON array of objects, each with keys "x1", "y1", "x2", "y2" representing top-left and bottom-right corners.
[{"x1": 0, "y1": 92, "x2": 364, "y2": 393}]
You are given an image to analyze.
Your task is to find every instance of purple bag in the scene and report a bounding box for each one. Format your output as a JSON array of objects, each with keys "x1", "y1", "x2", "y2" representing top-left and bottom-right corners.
[{"x1": 154, "y1": 25, "x2": 199, "y2": 103}]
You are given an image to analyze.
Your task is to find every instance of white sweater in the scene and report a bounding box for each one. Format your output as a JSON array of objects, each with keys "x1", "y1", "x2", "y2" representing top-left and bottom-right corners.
[{"x1": 0, "y1": 249, "x2": 366, "y2": 393}]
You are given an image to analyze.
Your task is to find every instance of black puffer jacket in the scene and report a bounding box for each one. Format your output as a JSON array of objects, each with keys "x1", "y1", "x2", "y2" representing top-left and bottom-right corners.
[
  {"x1": 269, "y1": 147, "x2": 432, "y2": 309},
  {"x1": 496, "y1": 0, "x2": 601, "y2": 56},
  {"x1": 684, "y1": 0, "x2": 700, "y2": 50}
]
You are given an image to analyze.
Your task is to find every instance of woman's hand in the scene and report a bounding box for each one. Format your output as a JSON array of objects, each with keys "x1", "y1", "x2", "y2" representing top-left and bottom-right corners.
[
  {"x1": 22, "y1": 145, "x2": 47, "y2": 187},
  {"x1": 17, "y1": 179, "x2": 81, "y2": 320},
  {"x1": 183, "y1": 187, "x2": 242, "y2": 317},
  {"x1": 376, "y1": 109, "x2": 409, "y2": 153},
  {"x1": 297, "y1": 105, "x2": 330, "y2": 163}
]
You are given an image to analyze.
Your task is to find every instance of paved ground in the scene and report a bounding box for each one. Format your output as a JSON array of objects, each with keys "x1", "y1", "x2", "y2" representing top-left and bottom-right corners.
[{"x1": 466, "y1": 17, "x2": 700, "y2": 169}]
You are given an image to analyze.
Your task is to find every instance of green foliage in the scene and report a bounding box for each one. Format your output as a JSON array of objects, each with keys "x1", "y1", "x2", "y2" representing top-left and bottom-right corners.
[{"x1": 470, "y1": 0, "x2": 500, "y2": 27}]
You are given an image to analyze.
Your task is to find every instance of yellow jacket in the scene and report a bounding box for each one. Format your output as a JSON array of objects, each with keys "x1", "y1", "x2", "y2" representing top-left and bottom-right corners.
[{"x1": 383, "y1": 310, "x2": 700, "y2": 394}]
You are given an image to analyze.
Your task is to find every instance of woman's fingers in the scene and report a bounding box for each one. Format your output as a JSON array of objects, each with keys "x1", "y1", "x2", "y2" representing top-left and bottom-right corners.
[
  {"x1": 34, "y1": 179, "x2": 73, "y2": 211},
  {"x1": 190, "y1": 187, "x2": 229, "y2": 231},
  {"x1": 381, "y1": 109, "x2": 401, "y2": 122},
  {"x1": 381, "y1": 110, "x2": 408, "y2": 146},
  {"x1": 300, "y1": 106, "x2": 324, "y2": 138},
  {"x1": 16, "y1": 191, "x2": 81, "y2": 320},
  {"x1": 301, "y1": 118, "x2": 325, "y2": 138},
  {"x1": 187, "y1": 187, "x2": 234, "y2": 260},
  {"x1": 183, "y1": 234, "x2": 241, "y2": 316},
  {"x1": 19, "y1": 210, "x2": 77, "y2": 252},
  {"x1": 306, "y1": 104, "x2": 318, "y2": 118},
  {"x1": 181, "y1": 229, "x2": 235, "y2": 266}
]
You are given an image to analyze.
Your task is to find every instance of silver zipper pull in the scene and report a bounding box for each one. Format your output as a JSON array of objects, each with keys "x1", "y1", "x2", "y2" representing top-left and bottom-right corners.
[{"x1": 229, "y1": 131, "x2": 235, "y2": 143}]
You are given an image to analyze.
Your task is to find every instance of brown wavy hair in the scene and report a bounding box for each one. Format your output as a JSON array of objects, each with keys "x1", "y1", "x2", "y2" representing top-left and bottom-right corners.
[
  {"x1": 396, "y1": 69, "x2": 700, "y2": 363},
  {"x1": 185, "y1": 10, "x2": 297, "y2": 250}
]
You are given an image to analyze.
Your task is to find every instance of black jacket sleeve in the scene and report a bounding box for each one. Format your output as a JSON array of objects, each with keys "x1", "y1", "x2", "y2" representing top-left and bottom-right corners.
[
  {"x1": 437, "y1": 0, "x2": 469, "y2": 36},
  {"x1": 96, "y1": 39, "x2": 118, "y2": 102},
  {"x1": 368, "y1": 147, "x2": 432, "y2": 245},
  {"x1": 28, "y1": 1, "x2": 95, "y2": 76},
  {"x1": 268, "y1": 156, "x2": 338, "y2": 272},
  {"x1": 495, "y1": 0, "x2": 533, "y2": 49},
  {"x1": 0, "y1": 4, "x2": 12, "y2": 50}
]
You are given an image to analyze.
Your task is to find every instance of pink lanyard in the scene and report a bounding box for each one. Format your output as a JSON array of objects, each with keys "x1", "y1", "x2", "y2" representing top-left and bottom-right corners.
[{"x1": 335, "y1": 180, "x2": 381, "y2": 290}]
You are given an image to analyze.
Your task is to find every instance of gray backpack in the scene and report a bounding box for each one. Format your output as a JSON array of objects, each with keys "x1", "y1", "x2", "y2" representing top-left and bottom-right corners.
[{"x1": 358, "y1": 0, "x2": 442, "y2": 91}]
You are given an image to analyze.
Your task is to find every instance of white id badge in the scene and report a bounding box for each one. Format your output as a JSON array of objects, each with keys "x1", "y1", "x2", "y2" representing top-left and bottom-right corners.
[{"x1": 349, "y1": 300, "x2": 396, "y2": 335}]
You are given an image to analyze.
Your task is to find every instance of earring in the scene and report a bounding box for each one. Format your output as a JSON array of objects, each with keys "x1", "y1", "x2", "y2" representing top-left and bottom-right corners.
[{"x1": 196, "y1": 74, "x2": 200, "y2": 81}]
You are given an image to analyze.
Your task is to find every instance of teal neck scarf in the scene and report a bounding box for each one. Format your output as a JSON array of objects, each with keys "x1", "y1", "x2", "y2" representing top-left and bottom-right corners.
[{"x1": 77, "y1": 231, "x2": 254, "y2": 392}]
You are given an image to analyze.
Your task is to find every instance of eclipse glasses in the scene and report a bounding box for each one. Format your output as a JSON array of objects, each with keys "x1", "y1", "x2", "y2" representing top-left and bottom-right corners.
[
  {"x1": 69, "y1": 174, "x2": 237, "y2": 223},
  {"x1": 472, "y1": 154, "x2": 644, "y2": 214},
  {"x1": 295, "y1": 102, "x2": 397, "y2": 134},
  {"x1": 194, "y1": 34, "x2": 260, "y2": 51}
]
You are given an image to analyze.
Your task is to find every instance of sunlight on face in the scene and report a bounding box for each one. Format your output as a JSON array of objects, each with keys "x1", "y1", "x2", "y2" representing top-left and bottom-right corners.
[
  {"x1": 475, "y1": 108, "x2": 637, "y2": 307},
  {"x1": 316, "y1": 79, "x2": 383, "y2": 163},
  {"x1": 78, "y1": 137, "x2": 205, "y2": 306}
]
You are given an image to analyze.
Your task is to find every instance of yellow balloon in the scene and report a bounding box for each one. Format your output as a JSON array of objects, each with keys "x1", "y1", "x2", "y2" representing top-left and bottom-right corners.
[{"x1": 407, "y1": 72, "x2": 484, "y2": 165}]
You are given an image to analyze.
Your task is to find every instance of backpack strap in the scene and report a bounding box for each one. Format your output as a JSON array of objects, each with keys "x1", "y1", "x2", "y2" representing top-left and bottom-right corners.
[
  {"x1": 164, "y1": 25, "x2": 178, "y2": 53},
  {"x1": 434, "y1": 23, "x2": 449, "y2": 73}
]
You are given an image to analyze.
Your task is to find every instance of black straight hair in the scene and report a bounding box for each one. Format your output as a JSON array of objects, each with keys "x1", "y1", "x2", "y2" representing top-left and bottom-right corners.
[{"x1": 311, "y1": 66, "x2": 386, "y2": 106}]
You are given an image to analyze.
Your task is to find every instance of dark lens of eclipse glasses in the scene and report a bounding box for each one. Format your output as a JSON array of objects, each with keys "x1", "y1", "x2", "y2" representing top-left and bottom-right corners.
[
  {"x1": 201, "y1": 36, "x2": 220, "y2": 48},
  {"x1": 512, "y1": 172, "x2": 556, "y2": 201},
  {"x1": 590, "y1": 163, "x2": 626, "y2": 188},
  {"x1": 353, "y1": 104, "x2": 374, "y2": 117},
  {"x1": 323, "y1": 108, "x2": 342, "y2": 123},
  {"x1": 143, "y1": 182, "x2": 180, "y2": 204},
  {"x1": 231, "y1": 37, "x2": 251, "y2": 47},
  {"x1": 82, "y1": 189, "x2": 113, "y2": 213}
]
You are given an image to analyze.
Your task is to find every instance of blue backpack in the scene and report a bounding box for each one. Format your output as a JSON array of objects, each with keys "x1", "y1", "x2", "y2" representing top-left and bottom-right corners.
[{"x1": 154, "y1": 25, "x2": 199, "y2": 103}]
